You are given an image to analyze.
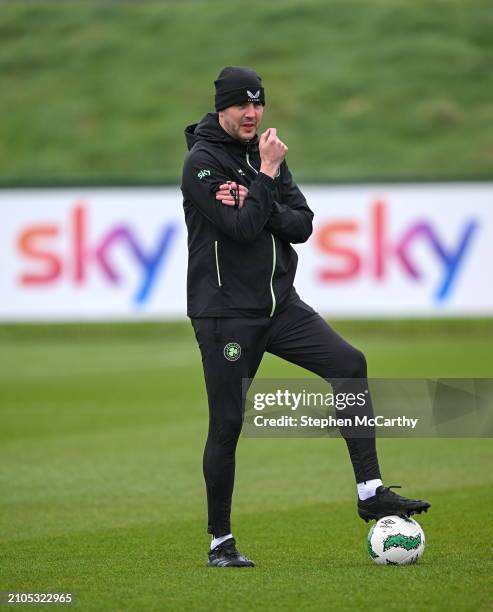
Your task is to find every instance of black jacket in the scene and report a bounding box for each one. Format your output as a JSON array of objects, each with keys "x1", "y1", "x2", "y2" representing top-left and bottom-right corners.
[{"x1": 181, "y1": 112, "x2": 313, "y2": 318}]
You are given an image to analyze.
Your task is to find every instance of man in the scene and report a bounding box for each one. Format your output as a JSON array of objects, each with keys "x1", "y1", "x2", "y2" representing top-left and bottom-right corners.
[{"x1": 181, "y1": 66, "x2": 430, "y2": 568}]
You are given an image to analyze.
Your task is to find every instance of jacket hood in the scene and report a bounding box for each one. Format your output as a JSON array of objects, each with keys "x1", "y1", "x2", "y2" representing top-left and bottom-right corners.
[{"x1": 184, "y1": 112, "x2": 258, "y2": 151}]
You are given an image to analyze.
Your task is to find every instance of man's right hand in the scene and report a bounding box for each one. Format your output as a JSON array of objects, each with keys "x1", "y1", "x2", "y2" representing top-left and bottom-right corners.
[
  {"x1": 259, "y1": 128, "x2": 288, "y2": 178},
  {"x1": 215, "y1": 182, "x2": 248, "y2": 208}
]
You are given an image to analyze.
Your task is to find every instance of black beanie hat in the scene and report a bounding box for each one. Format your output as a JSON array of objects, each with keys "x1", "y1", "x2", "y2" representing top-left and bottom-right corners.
[{"x1": 214, "y1": 66, "x2": 265, "y2": 111}]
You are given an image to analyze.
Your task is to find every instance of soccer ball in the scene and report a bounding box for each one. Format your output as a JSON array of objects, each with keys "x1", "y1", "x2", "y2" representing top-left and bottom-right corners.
[{"x1": 367, "y1": 515, "x2": 425, "y2": 565}]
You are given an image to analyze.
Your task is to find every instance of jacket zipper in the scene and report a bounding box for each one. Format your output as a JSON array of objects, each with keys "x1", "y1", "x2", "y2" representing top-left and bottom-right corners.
[
  {"x1": 246, "y1": 146, "x2": 280, "y2": 177},
  {"x1": 245, "y1": 148, "x2": 258, "y2": 175},
  {"x1": 246, "y1": 146, "x2": 277, "y2": 317},
  {"x1": 214, "y1": 240, "x2": 222, "y2": 287},
  {"x1": 269, "y1": 234, "x2": 277, "y2": 317}
]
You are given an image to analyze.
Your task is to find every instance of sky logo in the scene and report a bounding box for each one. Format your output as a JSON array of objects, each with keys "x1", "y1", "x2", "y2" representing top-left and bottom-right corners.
[
  {"x1": 315, "y1": 200, "x2": 479, "y2": 302},
  {"x1": 17, "y1": 203, "x2": 179, "y2": 305}
]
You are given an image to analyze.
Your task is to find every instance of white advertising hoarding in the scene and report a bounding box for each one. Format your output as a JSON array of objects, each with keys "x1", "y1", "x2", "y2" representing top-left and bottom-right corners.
[{"x1": 1, "y1": 184, "x2": 492, "y2": 321}]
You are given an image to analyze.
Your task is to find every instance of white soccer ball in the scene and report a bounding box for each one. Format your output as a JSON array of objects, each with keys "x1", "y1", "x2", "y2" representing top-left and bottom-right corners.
[{"x1": 367, "y1": 515, "x2": 425, "y2": 565}]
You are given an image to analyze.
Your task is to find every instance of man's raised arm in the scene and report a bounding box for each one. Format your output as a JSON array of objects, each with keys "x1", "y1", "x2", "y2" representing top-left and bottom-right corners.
[
  {"x1": 264, "y1": 163, "x2": 314, "y2": 244},
  {"x1": 182, "y1": 128, "x2": 288, "y2": 243}
]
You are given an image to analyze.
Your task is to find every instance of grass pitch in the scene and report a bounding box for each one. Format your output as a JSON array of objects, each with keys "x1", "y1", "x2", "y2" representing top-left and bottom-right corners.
[
  {"x1": 1, "y1": 0, "x2": 493, "y2": 184},
  {"x1": 1, "y1": 320, "x2": 492, "y2": 611}
]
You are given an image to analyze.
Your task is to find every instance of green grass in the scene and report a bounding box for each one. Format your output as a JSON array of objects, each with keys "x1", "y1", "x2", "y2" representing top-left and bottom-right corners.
[
  {"x1": 1, "y1": 0, "x2": 493, "y2": 184},
  {"x1": 1, "y1": 321, "x2": 492, "y2": 611}
]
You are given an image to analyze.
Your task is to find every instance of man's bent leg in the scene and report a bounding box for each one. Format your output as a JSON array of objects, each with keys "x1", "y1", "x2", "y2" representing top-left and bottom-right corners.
[{"x1": 266, "y1": 301, "x2": 381, "y2": 483}]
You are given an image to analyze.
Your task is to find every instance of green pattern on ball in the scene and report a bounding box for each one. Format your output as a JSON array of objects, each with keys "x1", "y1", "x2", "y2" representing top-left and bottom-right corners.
[{"x1": 383, "y1": 533, "x2": 421, "y2": 552}]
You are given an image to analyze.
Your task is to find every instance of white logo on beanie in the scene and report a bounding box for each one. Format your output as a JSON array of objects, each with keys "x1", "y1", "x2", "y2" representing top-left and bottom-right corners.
[{"x1": 247, "y1": 90, "x2": 260, "y2": 100}]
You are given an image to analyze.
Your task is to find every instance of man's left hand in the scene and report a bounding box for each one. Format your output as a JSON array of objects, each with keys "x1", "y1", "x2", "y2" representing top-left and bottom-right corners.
[{"x1": 215, "y1": 182, "x2": 248, "y2": 208}]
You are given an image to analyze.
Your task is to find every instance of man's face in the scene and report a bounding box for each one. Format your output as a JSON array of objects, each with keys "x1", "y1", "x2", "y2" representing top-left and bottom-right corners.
[{"x1": 219, "y1": 102, "x2": 264, "y2": 142}]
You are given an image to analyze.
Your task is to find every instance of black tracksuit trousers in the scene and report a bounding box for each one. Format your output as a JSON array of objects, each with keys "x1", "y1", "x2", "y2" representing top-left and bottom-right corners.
[{"x1": 192, "y1": 298, "x2": 381, "y2": 537}]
